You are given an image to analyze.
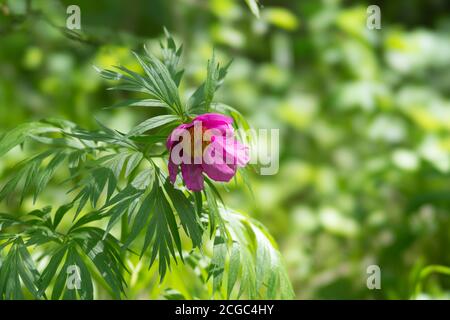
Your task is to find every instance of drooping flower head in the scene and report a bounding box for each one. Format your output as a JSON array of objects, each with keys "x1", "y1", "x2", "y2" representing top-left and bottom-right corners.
[{"x1": 167, "y1": 113, "x2": 249, "y2": 191}]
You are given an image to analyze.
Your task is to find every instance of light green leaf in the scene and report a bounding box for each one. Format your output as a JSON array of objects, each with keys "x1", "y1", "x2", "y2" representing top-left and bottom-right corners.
[
  {"x1": 227, "y1": 242, "x2": 240, "y2": 299},
  {"x1": 125, "y1": 152, "x2": 143, "y2": 177},
  {"x1": 106, "y1": 99, "x2": 169, "y2": 109},
  {"x1": 127, "y1": 115, "x2": 179, "y2": 137},
  {"x1": 245, "y1": 0, "x2": 260, "y2": 18},
  {"x1": 263, "y1": 7, "x2": 300, "y2": 30},
  {"x1": 0, "y1": 122, "x2": 59, "y2": 157}
]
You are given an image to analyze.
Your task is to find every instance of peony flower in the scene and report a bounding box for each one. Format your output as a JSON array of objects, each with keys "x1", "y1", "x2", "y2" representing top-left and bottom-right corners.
[{"x1": 166, "y1": 113, "x2": 249, "y2": 191}]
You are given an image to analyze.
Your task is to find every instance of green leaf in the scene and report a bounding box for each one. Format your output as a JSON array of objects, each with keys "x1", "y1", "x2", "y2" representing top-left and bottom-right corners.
[
  {"x1": 92, "y1": 167, "x2": 117, "y2": 206},
  {"x1": 0, "y1": 238, "x2": 41, "y2": 300},
  {"x1": 103, "y1": 185, "x2": 144, "y2": 237},
  {"x1": 164, "y1": 180, "x2": 203, "y2": 248},
  {"x1": 38, "y1": 245, "x2": 68, "y2": 297},
  {"x1": 188, "y1": 57, "x2": 232, "y2": 115},
  {"x1": 53, "y1": 203, "x2": 74, "y2": 229},
  {"x1": 129, "y1": 134, "x2": 167, "y2": 146},
  {"x1": 127, "y1": 115, "x2": 179, "y2": 137},
  {"x1": 50, "y1": 245, "x2": 92, "y2": 300},
  {"x1": 245, "y1": 0, "x2": 260, "y2": 18},
  {"x1": 204, "y1": 180, "x2": 227, "y2": 238},
  {"x1": 193, "y1": 191, "x2": 203, "y2": 217},
  {"x1": 71, "y1": 166, "x2": 117, "y2": 215},
  {"x1": 204, "y1": 52, "x2": 220, "y2": 110},
  {"x1": 124, "y1": 186, "x2": 156, "y2": 248},
  {"x1": 16, "y1": 238, "x2": 42, "y2": 299},
  {"x1": 106, "y1": 99, "x2": 169, "y2": 109},
  {"x1": 0, "y1": 150, "x2": 63, "y2": 204},
  {"x1": 143, "y1": 47, "x2": 183, "y2": 107},
  {"x1": 163, "y1": 288, "x2": 186, "y2": 300},
  {"x1": 0, "y1": 122, "x2": 58, "y2": 157},
  {"x1": 97, "y1": 65, "x2": 156, "y2": 98},
  {"x1": 0, "y1": 245, "x2": 21, "y2": 299},
  {"x1": 103, "y1": 153, "x2": 129, "y2": 179},
  {"x1": 69, "y1": 210, "x2": 107, "y2": 233},
  {"x1": 74, "y1": 227, "x2": 127, "y2": 298},
  {"x1": 211, "y1": 235, "x2": 227, "y2": 293},
  {"x1": 131, "y1": 168, "x2": 153, "y2": 190},
  {"x1": 95, "y1": 119, "x2": 138, "y2": 149},
  {"x1": 141, "y1": 178, "x2": 183, "y2": 279},
  {"x1": 205, "y1": 185, "x2": 219, "y2": 238},
  {"x1": 51, "y1": 260, "x2": 68, "y2": 300},
  {"x1": 33, "y1": 151, "x2": 67, "y2": 203},
  {"x1": 208, "y1": 208, "x2": 294, "y2": 299},
  {"x1": 414, "y1": 265, "x2": 450, "y2": 298},
  {"x1": 263, "y1": 7, "x2": 300, "y2": 31},
  {"x1": 133, "y1": 49, "x2": 183, "y2": 114},
  {"x1": 71, "y1": 247, "x2": 94, "y2": 300},
  {"x1": 93, "y1": 65, "x2": 123, "y2": 80},
  {"x1": 227, "y1": 242, "x2": 240, "y2": 299},
  {"x1": 160, "y1": 28, "x2": 184, "y2": 86},
  {"x1": 0, "y1": 213, "x2": 22, "y2": 231},
  {"x1": 125, "y1": 152, "x2": 143, "y2": 177},
  {"x1": 106, "y1": 83, "x2": 149, "y2": 94}
]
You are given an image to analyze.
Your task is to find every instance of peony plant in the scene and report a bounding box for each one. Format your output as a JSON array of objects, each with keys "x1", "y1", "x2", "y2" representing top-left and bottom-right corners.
[{"x1": 0, "y1": 30, "x2": 293, "y2": 300}]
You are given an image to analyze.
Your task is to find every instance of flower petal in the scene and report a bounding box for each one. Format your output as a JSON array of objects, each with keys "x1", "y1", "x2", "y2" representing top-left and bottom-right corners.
[
  {"x1": 181, "y1": 163, "x2": 204, "y2": 191},
  {"x1": 194, "y1": 113, "x2": 234, "y2": 136},
  {"x1": 166, "y1": 123, "x2": 192, "y2": 150},
  {"x1": 208, "y1": 135, "x2": 250, "y2": 167},
  {"x1": 202, "y1": 142, "x2": 237, "y2": 182},
  {"x1": 228, "y1": 138, "x2": 250, "y2": 167},
  {"x1": 168, "y1": 157, "x2": 178, "y2": 184},
  {"x1": 193, "y1": 113, "x2": 233, "y2": 125},
  {"x1": 202, "y1": 162, "x2": 236, "y2": 182}
]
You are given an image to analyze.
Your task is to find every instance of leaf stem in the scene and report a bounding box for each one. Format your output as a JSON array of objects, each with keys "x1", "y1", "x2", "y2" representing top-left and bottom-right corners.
[{"x1": 120, "y1": 213, "x2": 129, "y2": 277}]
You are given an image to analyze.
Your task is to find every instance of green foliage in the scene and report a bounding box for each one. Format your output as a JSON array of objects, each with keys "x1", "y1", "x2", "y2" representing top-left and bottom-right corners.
[
  {"x1": 0, "y1": 122, "x2": 59, "y2": 158},
  {"x1": 413, "y1": 265, "x2": 450, "y2": 299},
  {"x1": 0, "y1": 31, "x2": 292, "y2": 300},
  {"x1": 0, "y1": 204, "x2": 127, "y2": 300},
  {"x1": 208, "y1": 208, "x2": 294, "y2": 299},
  {"x1": 0, "y1": 237, "x2": 40, "y2": 300},
  {"x1": 188, "y1": 55, "x2": 232, "y2": 115},
  {"x1": 1, "y1": 0, "x2": 449, "y2": 300}
]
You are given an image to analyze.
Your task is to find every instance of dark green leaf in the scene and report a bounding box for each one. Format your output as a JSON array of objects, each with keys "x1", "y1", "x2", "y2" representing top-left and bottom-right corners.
[{"x1": 164, "y1": 180, "x2": 203, "y2": 247}]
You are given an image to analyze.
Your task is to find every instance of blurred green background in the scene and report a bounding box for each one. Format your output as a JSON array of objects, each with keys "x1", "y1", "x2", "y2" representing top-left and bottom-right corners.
[{"x1": 1, "y1": 0, "x2": 450, "y2": 299}]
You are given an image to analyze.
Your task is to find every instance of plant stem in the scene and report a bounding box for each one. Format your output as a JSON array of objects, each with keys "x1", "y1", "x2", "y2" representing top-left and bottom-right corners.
[{"x1": 120, "y1": 214, "x2": 129, "y2": 276}]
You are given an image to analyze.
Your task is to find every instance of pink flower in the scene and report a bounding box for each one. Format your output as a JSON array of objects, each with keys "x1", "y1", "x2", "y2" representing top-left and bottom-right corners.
[{"x1": 166, "y1": 113, "x2": 250, "y2": 191}]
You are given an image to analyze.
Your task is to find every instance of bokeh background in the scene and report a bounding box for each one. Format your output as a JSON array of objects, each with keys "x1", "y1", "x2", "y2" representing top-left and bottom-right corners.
[{"x1": 1, "y1": 0, "x2": 450, "y2": 299}]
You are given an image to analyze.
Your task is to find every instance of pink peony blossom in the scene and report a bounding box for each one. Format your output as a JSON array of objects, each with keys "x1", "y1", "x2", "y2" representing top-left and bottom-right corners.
[{"x1": 166, "y1": 113, "x2": 249, "y2": 191}]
